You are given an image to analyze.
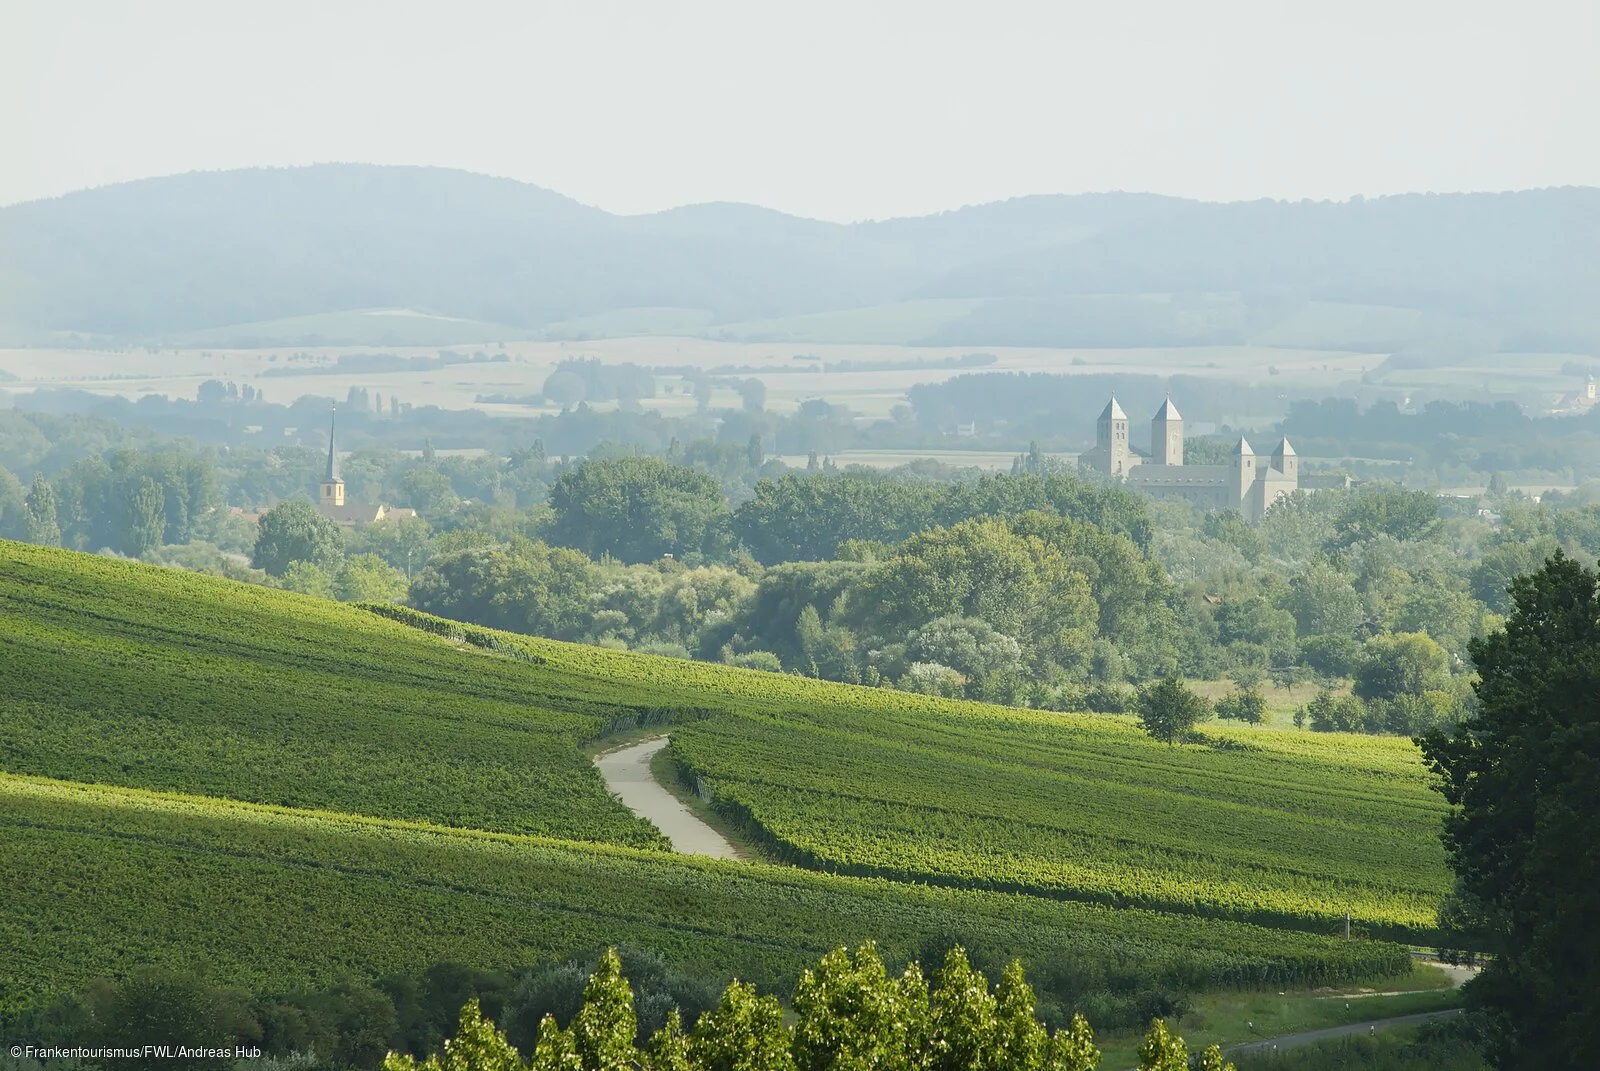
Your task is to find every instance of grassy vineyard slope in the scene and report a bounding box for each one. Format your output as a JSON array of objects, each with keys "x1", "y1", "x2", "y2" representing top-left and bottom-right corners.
[
  {"x1": 663, "y1": 705, "x2": 1449, "y2": 940},
  {"x1": 0, "y1": 541, "x2": 1439, "y2": 1013},
  {"x1": 0, "y1": 772, "x2": 1408, "y2": 1010},
  {"x1": 375, "y1": 624, "x2": 1452, "y2": 941},
  {"x1": 0, "y1": 542, "x2": 661, "y2": 844}
]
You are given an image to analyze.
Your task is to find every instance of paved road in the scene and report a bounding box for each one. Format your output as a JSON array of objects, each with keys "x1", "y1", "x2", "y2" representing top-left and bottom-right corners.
[
  {"x1": 595, "y1": 737, "x2": 742, "y2": 861},
  {"x1": 1224, "y1": 1008, "x2": 1463, "y2": 1058}
]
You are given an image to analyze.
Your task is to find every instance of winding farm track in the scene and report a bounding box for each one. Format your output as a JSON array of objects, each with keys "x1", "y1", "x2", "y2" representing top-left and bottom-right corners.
[
  {"x1": 595, "y1": 737, "x2": 742, "y2": 860},
  {"x1": 1223, "y1": 1008, "x2": 1464, "y2": 1058}
]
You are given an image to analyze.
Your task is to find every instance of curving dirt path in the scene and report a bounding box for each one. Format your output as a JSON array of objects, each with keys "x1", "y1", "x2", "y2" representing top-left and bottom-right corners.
[{"x1": 595, "y1": 736, "x2": 741, "y2": 860}]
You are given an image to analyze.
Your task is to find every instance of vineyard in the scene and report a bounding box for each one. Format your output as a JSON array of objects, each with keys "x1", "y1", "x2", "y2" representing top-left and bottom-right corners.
[
  {"x1": 411, "y1": 623, "x2": 1453, "y2": 940},
  {"x1": 0, "y1": 772, "x2": 1410, "y2": 1010},
  {"x1": 663, "y1": 708, "x2": 1449, "y2": 940},
  {"x1": 0, "y1": 541, "x2": 1440, "y2": 1015},
  {"x1": 0, "y1": 543, "x2": 664, "y2": 844}
]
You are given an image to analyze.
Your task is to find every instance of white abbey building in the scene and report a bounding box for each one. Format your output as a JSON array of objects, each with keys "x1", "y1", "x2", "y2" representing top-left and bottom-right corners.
[{"x1": 1080, "y1": 396, "x2": 1347, "y2": 521}]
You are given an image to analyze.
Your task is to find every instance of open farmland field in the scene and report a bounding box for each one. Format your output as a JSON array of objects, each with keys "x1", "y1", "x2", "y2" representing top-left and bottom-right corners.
[
  {"x1": 0, "y1": 772, "x2": 1407, "y2": 1010},
  {"x1": 0, "y1": 336, "x2": 1384, "y2": 421},
  {"x1": 772, "y1": 450, "x2": 1077, "y2": 471}
]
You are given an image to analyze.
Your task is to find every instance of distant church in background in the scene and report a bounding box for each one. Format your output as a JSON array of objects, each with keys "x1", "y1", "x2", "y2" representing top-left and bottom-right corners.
[
  {"x1": 1080, "y1": 396, "x2": 1347, "y2": 521},
  {"x1": 317, "y1": 406, "x2": 417, "y2": 527}
]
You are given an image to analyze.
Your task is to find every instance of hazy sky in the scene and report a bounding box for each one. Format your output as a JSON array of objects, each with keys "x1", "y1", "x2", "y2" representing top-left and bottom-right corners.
[{"x1": 4, "y1": 0, "x2": 1596, "y2": 221}]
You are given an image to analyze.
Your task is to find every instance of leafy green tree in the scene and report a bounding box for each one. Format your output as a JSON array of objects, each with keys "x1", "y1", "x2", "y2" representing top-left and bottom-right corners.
[
  {"x1": 1134, "y1": 1019, "x2": 1187, "y2": 1071},
  {"x1": 402, "y1": 467, "x2": 463, "y2": 518},
  {"x1": 689, "y1": 981, "x2": 795, "y2": 1071},
  {"x1": 1193, "y1": 1044, "x2": 1235, "y2": 1071},
  {"x1": 24, "y1": 471, "x2": 61, "y2": 546},
  {"x1": 336, "y1": 552, "x2": 409, "y2": 603},
  {"x1": 0, "y1": 465, "x2": 28, "y2": 541},
  {"x1": 1329, "y1": 486, "x2": 1439, "y2": 547},
  {"x1": 122, "y1": 475, "x2": 167, "y2": 557},
  {"x1": 792, "y1": 943, "x2": 928, "y2": 1071},
  {"x1": 89, "y1": 970, "x2": 256, "y2": 1071},
  {"x1": 408, "y1": 542, "x2": 592, "y2": 639},
  {"x1": 856, "y1": 518, "x2": 1098, "y2": 679},
  {"x1": 993, "y1": 961, "x2": 1049, "y2": 1071},
  {"x1": 644, "y1": 1010, "x2": 694, "y2": 1071},
  {"x1": 1201, "y1": 510, "x2": 1266, "y2": 564},
  {"x1": 548, "y1": 456, "x2": 731, "y2": 564},
  {"x1": 382, "y1": 999, "x2": 524, "y2": 1071},
  {"x1": 543, "y1": 370, "x2": 588, "y2": 409},
  {"x1": 1047, "y1": 1014, "x2": 1100, "y2": 1071},
  {"x1": 926, "y1": 947, "x2": 998, "y2": 1071},
  {"x1": 1304, "y1": 690, "x2": 1369, "y2": 733},
  {"x1": 1352, "y1": 632, "x2": 1449, "y2": 702},
  {"x1": 898, "y1": 661, "x2": 969, "y2": 698},
  {"x1": 529, "y1": 1016, "x2": 581, "y2": 1071},
  {"x1": 1470, "y1": 537, "x2": 1558, "y2": 613},
  {"x1": 252, "y1": 501, "x2": 344, "y2": 576},
  {"x1": 1281, "y1": 560, "x2": 1364, "y2": 639},
  {"x1": 1136, "y1": 676, "x2": 1210, "y2": 744},
  {"x1": 1418, "y1": 552, "x2": 1600, "y2": 1068},
  {"x1": 573, "y1": 949, "x2": 636, "y2": 1071},
  {"x1": 1214, "y1": 686, "x2": 1265, "y2": 724},
  {"x1": 282, "y1": 559, "x2": 338, "y2": 598},
  {"x1": 907, "y1": 617, "x2": 1024, "y2": 688}
]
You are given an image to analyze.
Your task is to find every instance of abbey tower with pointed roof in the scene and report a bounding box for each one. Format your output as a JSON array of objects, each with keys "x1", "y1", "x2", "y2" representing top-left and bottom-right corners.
[{"x1": 1081, "y1": 396, "x2": 1340, "y2": 521}]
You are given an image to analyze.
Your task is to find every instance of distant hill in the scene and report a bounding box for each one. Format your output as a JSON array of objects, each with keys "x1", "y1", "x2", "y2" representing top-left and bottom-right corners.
[{"x1": 2, "y1": 164, "x2": 1596, "y2": 353}]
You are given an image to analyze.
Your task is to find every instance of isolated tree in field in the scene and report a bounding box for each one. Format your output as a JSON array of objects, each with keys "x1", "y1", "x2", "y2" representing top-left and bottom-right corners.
[
  {"x1": 1136, "y1": 676, "x2": 1210, "y2": 744},
  {"x1": 1214, "y1": 685, "x2": 1265, "y2": 724},
  {"x1": 1418, "y1": 551, "x2": 1600, "y2": 1069},
  {"x1": 251, "y1": 500, "x2": 343, "y2": 576},
  {"x1": 24, "y1": 472, "x2": 61, "y2": 547}
]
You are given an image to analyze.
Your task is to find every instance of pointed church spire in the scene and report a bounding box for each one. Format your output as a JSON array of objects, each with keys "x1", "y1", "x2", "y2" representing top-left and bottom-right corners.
[
  {"x1": 325, "y1": 404, "x2": 341, "y2": 483},
  {"x1": 1099, "y1": 396, "x2": 1127, "y2": 421}
]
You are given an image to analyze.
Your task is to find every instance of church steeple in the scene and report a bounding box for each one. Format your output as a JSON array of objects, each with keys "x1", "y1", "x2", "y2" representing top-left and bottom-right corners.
[{"x1": 320, "y1": 404, "x2": 345, "y2": 508}]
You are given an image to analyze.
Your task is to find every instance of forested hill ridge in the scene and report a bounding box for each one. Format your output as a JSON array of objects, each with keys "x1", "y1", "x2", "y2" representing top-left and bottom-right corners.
[{"x1": 2, "y1": 164, "x2": 1596, "y2": 350}]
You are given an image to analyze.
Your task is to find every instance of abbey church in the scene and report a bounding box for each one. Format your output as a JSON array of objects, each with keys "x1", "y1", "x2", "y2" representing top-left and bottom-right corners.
[{"x1": 1079, "y1": 397, "x2": 1345, "y2": 521}]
